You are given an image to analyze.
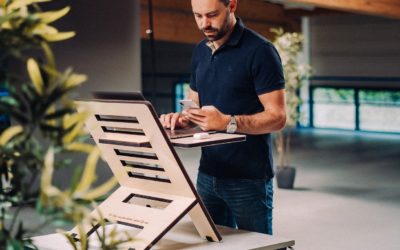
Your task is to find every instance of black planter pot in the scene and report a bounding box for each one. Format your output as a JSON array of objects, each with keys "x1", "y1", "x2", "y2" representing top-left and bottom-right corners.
[{"x1": 276, "y1": 166, "x2": 296, "y2": 189}]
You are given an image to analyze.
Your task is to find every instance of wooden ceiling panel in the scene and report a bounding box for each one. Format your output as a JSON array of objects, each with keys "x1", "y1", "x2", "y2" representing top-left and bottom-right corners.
[
  {"x1": 140, "y1": 0, "x2": 301, "y2": 44},
  {"x1": 283, "y1": 0, "x2": 400, "y2": 19}
]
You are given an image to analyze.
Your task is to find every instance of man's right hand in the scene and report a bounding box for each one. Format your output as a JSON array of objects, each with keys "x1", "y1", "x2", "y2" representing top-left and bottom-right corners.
[{"x1": 160, "y1": 112, "x2": 190, "y2": 130}]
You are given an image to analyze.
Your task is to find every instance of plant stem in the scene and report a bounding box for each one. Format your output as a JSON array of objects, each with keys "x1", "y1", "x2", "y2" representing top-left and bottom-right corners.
[
  {"x1": 278, "y1": 131, "x2": 284, "y2": 167},
  {"x1": 9, "y1": 203, "x2": 22, "y2": 236},
  {"x1": 286, "y1": 129, "x2": 291, "y2": 167}
]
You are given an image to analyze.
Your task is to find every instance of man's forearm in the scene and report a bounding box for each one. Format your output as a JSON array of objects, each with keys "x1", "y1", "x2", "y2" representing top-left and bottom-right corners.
[{"x1": 235, "y1": 109, "x2": 286, "y2": 135}]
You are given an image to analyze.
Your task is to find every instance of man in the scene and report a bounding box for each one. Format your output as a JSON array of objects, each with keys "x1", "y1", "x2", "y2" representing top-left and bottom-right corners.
[{"x1": 160, "y1": 0, "x2": 286, "y2": 235}]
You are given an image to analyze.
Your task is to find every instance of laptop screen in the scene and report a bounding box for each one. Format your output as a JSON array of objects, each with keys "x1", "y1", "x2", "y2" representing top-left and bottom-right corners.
[{"x1": 92, "y1": 91, "x2": 145, "y2": 101}]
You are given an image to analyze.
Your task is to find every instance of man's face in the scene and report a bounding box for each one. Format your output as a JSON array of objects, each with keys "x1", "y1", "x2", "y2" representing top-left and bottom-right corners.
[{"x1": 191, "y1": 0, "x2": 231, "y2": 41}]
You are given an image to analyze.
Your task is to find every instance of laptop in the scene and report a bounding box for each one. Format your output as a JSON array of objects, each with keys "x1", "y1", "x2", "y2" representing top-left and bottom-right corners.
[
  {"x1": 92, "y1": 91, "x2": 145, "y2": 101},
  {"x1": 165, "y1": 126, "x2": 216, "y2": 139},
  {"x1": 91, "y1": 91, "x2": 209, "y2": 139}
]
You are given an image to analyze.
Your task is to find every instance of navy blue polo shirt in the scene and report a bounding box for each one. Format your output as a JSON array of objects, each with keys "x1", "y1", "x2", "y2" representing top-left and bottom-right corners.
[{"x1": 190, "y1": 18, "x2": 285, "y2": 180}]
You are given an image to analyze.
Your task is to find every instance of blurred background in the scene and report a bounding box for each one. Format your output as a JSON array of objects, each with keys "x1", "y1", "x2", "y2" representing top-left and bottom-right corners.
[
  {"x1": 7, "y1": 0, "x2": 399, "y2": 249},
  {"x1": 36, "y1": 0, "x2": 400, "y2": 130}
]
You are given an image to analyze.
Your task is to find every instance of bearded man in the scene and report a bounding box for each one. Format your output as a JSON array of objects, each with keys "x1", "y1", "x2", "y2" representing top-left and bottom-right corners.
[{"x1": 160, "y1": 0, "x2": 286, "y2": 234}]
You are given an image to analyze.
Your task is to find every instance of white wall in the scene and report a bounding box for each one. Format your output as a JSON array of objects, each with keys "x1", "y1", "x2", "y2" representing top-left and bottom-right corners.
[
  {"x1": 47, "y1": 0, "x2": 141, "y2": 186},
  {"x1": 309, "y1": 14, "x2": 400, "y2": 82},
  {"x1": 52, "y1": 0, "x2": 141, "y2": 97}
]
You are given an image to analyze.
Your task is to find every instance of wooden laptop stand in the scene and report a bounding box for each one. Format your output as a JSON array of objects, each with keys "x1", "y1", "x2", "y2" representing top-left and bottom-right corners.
[{"x1": 72, "y1": 99, "x2": 223, "y2": 250}]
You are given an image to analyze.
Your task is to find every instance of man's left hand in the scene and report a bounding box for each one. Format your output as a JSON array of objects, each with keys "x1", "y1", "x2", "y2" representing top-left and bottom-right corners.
[{"x1": 184, "y1": 105, "x2": 230, "y2": 131}]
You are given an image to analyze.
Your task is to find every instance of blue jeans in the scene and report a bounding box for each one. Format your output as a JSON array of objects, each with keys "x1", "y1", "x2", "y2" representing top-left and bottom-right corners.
[{"x1": 196, "y1": 171, "x2": 274, "y2": 235}]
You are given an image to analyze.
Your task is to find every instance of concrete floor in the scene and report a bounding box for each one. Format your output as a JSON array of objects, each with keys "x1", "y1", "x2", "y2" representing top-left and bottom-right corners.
[
  {"x1": 175, "y1": 129, "x2": 400, "y2": 250},
  {"x1": 19, "y1": 129, "x2": 400, "y2": 249}
]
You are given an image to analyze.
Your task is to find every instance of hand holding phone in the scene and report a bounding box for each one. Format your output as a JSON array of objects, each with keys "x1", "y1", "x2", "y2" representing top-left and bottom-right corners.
[{"x1": 179, "y1": 99, "x2": 199, "y2": 110}]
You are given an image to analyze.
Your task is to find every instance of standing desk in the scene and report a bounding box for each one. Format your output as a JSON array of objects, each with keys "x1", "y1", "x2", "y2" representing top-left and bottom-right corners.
[
  {"x1": 32, "y1": 99, "x2": 294, "y2": 250},
  {"x1": 33, "y1": 215, "x2": 294, "y2": 250}
]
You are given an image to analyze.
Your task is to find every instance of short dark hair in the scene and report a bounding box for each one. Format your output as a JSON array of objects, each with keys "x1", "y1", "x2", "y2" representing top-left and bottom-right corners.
[{"x1": 219, "y1": 0, "x2": 230, "y2": 6}]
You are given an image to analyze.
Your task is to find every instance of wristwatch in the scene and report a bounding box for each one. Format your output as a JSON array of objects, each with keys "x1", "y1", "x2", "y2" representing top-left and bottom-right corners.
[{"x1": 226, "y1": 115, "x2": 237, "y2": 133}]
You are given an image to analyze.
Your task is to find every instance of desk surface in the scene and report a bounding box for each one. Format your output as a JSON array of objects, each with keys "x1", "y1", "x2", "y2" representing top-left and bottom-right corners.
[
  {"x1": 33, "y1": 216, "x2": 294, "y2": 250},
  {"x1": 171, "y1": 133, "x2": 246, "y2": 148}
]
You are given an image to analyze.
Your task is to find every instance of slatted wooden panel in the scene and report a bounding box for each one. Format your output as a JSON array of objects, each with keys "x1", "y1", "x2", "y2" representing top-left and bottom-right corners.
[{"x1": 71, "y1": 100, "x2": 221, "y2": 250}]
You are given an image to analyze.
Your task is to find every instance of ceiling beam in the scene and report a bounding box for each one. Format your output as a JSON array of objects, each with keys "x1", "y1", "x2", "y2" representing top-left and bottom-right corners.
[
  {"x1": 141, "y1": 0, "x2": 301, "y2": 44},
  {"x1": 282, "y1": 0, "x2": 400, "y2": 19}
]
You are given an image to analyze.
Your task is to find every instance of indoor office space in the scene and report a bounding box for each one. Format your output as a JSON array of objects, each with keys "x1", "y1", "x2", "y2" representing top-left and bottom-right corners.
[{"x1": 1, "y1": 0, "x2": 399, "y2": 250}]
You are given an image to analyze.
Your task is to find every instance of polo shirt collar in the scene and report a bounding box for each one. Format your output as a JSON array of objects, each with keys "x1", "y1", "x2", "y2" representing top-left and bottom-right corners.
[
  {"x1": 226, "y1": 17, "x2": 245, "y2": 47},
  {"x1": 205, "y1": 17, "x2": 245, "y2": 52}
]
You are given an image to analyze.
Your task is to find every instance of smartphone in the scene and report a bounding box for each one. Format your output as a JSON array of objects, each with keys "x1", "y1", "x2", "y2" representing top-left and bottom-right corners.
[{"x1": 179, "y1": 99, "x2": 199, "y2": 110}]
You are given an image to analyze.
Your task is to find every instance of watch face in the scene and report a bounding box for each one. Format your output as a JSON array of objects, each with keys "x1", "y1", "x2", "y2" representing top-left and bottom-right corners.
[
  {"x1": 226, "y1": 116, "x2": 237, "y2": 133},
  {"x1": 227, "y1": 125, "x2": 236, "y2": 133}
]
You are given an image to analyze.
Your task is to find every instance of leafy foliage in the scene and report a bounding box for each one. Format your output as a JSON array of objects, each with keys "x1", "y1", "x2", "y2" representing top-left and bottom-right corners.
[
  {"x1": 272, "y1": 28, "x2": 311, "y2": 168},
  {"x1": 0, "y1": 0, "x2": 125, "y2": 248}
]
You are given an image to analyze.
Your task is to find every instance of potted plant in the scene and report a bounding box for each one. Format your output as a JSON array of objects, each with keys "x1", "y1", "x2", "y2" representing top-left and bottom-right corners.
[
  {"x1": 271, "y1": 28, "x2": 311, "y2": 189},
  {"x1": 0, "y1": 0, "x2": 131, "y2": 248}
]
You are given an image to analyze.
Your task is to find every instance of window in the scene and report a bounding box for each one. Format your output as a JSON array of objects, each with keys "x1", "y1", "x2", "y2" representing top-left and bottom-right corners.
[
  {"x1": 359, "y1": 90, "x2": 400, "y2": 133},
  {"x1": 312, "y1": 88, "x2": 355, "y2": 130},
  {"x1": 306, "y1": 80, "x2": 400, "y2": 134},
  {"x1": 174, "y1": 81, "x2": 190, "y2": 112}
]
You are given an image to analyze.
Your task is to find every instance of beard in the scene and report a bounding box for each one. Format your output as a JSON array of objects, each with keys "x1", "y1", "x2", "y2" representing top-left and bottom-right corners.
[{"x1": 201, "y1": 13, "x2": 230, "y2": 41}]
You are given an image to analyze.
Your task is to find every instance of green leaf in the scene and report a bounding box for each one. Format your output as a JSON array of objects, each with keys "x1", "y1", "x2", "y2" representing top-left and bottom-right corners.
[
  {"x1": 66, "y1": 143, "x2": 94, "y2": 153},
  {"x1": 44, "y1": 108, "x2": 74, "y2": 120},
  {"x1": 47, "y1": 88, "x2": 68, "y2": 105},
  {"x1": 27, "y1": 58, "x2": 44, "y2": 95},
  {"x1": 0, "y1": 101, "x2": 16, "y2": 115},
  {"x1": 79, "y1": 177, "x2": 118, "y2": 200},
  {"x1": 34, "y1": 6, "x2": 71, "y2": 24},
  {"x1": 41, "y1": 42, "x2": 56, "y2": 69},
  {"x1": 68, "y1": 165, "x2": 84, "y2": 194},
  {"x1": 42, "y1": 31, "x2": 75, "y2": 42},
  {"x1": 42, "y1": 64, "x2": 59, "y2": 77},
  {"x1": 78, "y1": 225, "x2": 88, "y2": 250},
  {"x1": 64, "y1": 73, "x2": 87, "y2": 90},
  {"x1": 37, "y1": 86, "x2": 69, "y2": 116},
  {"x1": 31, "y1": 23, "x2": 58, "y2": 36},
  {"x1": 62, "y1": 121, "x2": 84, "y2": 144},
  {"x1": 59, "y1": 231, "x2": 78, "y2": 250},
  {"x1": 0, "y1": 11, "x2": 18, "y2": 25},
  {"x1": 73, "y1": 147, "x2": 100, "y2": 194},
  {"x1": 63, "y1": 112, "x2": 88, "y2": 130},
  {"x1": 41, "y1": 147, "x2": 61, "y2": 197},
  {"x1": 7, "y1": 0, "x2": 50, "y2": 11},
  {"x1": 39, "y1": 122, "x2": 63, "y2": 132},
  {"x1": 0, "y1": 125, "x2": 23, "y2": 146},
  {"x1": 9, "y1": 109, "x2": 29, "y2": 124},
  {"x1": 21, "y1": 83, "x2": 37, "y2": 104}
]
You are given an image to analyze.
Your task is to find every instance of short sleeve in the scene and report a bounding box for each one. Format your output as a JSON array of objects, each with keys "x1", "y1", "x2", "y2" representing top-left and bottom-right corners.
[
  {"x1": 190, "y1": 71, "x2": 197, "y2": 92},
  {"x1": 250, "y1": 43, "x2": 285, "y2": 95},
  {"x1": 190, "y1": 49, "x2": 199, "y2": 92}
]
